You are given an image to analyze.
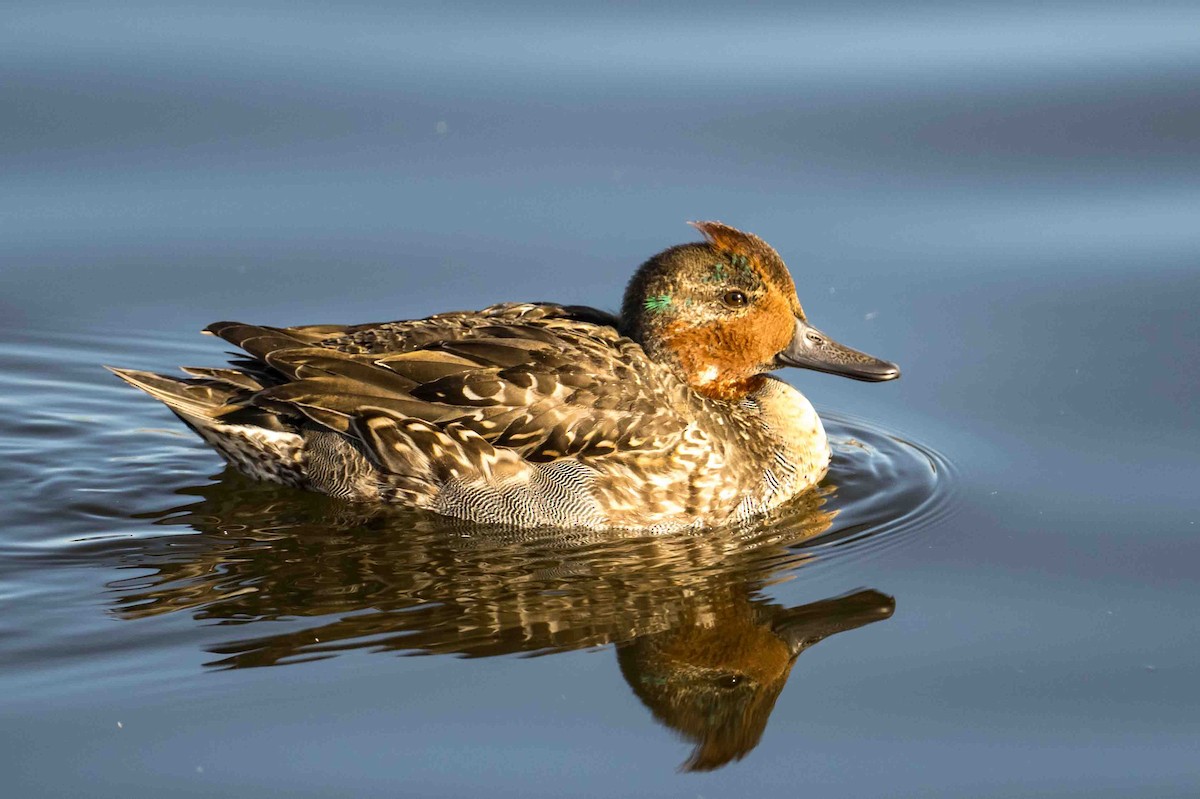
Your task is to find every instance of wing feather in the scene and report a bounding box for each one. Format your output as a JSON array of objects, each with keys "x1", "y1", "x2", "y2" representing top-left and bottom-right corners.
[{"x1": 204, "y1": 303, "x2": 688, "y2": 467}]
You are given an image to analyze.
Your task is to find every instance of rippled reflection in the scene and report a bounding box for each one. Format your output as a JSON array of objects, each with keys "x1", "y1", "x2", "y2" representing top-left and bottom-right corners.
[
  {"x1": 107, "y1": 467, "x2": 900, "y2": 770},
  {"x1": 618, "y1": 588, "x2": 892, "y2": 771}
]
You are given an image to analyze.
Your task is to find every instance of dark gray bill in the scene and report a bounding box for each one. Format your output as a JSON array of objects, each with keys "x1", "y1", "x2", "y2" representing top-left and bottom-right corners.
[
  {"x1": 772, "y1": 589, "x2": 896, "y2": 657},
  {"x1": 776, "y1": 317, "x2": 900, "y2": 382}
]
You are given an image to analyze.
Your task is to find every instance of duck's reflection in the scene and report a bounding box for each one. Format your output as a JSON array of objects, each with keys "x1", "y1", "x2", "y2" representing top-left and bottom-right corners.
[
  {"x1": 112, "y1": 470, "x2": 895, "y2": 771},
  {"x1": 619, "y1": 588, "x2": 891, "y2": 771}
]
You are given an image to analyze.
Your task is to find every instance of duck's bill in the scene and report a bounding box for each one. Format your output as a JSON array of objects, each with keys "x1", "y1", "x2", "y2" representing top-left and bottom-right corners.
[
  {"x1": 772, "y1": 589, "x2": 896, "y2": 657},
  {"x1": 776, "y1": 317, "x2": 900, "y2": 381}
]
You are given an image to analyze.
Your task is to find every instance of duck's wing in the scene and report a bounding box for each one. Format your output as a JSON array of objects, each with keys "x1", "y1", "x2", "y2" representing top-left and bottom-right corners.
[{"x1": 205, "y1": 303, "x2": 690, "y2": 464}]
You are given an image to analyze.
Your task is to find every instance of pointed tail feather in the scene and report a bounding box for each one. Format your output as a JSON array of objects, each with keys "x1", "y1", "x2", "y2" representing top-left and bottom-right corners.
[
  {"x1": 108, "y1": 366, "x2": 308, "y2": 487},
  {"x1": 105, "y1": 366, "x2": 235, "y2": 421}
]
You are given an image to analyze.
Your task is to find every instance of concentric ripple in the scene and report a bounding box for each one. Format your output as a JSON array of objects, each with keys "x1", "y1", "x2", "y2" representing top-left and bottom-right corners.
[{"x1": 801, "y1": 409, "x2": 956, "y2": 558}]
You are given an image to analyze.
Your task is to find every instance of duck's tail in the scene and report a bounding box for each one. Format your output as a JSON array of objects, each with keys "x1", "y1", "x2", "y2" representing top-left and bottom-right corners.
[
  {"x1": 105, "y1": 366, "x2": 240, "y2": 421},
  {"x1": 106, "y1": 366, "x2": 308, "y2": 487}
]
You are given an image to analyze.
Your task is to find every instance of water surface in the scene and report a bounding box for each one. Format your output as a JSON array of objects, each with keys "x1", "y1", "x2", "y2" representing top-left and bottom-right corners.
[{"x1": 2, "y1": 2, "x2": 1199, "y2": 797}]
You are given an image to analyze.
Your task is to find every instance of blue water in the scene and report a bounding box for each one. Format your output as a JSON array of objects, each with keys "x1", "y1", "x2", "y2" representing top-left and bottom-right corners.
[{"x1": 2, "y1": 1, "x2": 1199, "y2": 796}]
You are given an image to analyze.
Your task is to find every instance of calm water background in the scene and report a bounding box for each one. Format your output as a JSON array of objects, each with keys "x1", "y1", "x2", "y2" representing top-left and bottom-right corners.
[{"x1": 3, "y1": 1, "x2": 1199, "y2": 796}]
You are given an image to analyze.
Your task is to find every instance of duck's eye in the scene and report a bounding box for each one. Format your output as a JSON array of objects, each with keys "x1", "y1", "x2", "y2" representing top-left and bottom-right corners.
[
  {"x1": 715, "y1": 674, "x2": 745, "y2": 689},
  {"x1": 722, "y1": 290, "x2": 749, "y2": 309}
]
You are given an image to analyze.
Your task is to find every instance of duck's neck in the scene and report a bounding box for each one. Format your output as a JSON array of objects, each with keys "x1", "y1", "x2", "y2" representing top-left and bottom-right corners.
[
  {"x1": 747, "y1": 376, "x2": 830, "y2": 483},
  {"x1": 630, "y1": 326, "x2": 766, "y2": 403}
]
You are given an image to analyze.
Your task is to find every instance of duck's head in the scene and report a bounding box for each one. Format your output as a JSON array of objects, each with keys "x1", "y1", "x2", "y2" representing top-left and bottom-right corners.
[{"x1": 622, "y1": 221, "x2": 899, "y2": 401}]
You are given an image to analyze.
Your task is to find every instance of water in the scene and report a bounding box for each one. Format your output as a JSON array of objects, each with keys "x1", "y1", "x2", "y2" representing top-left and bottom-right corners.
[{"x1": 2, "y1": 1, "x2": 1199, "y2": 796}]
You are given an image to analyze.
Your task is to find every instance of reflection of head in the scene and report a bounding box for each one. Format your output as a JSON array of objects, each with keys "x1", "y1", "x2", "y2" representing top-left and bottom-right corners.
[{"x1": 617, "y1": 589, "x2": 894, "y2": 772}]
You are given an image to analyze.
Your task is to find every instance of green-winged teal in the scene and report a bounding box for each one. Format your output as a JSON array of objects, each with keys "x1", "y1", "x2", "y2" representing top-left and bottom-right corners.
[{"x1": 110, "y1": 222, "x2": 899, "y2": 529}]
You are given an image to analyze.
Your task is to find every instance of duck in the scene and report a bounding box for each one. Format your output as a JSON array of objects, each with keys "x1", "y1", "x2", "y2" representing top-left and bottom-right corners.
[{"x1": 109, "y1": 221, "x2": 899, "y2": 530}]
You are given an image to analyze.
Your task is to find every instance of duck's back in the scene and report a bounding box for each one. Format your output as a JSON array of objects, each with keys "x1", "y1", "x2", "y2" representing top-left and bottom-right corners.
[{"x1": 294, "y1": 302, "x2": 627, "y2": 356}]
